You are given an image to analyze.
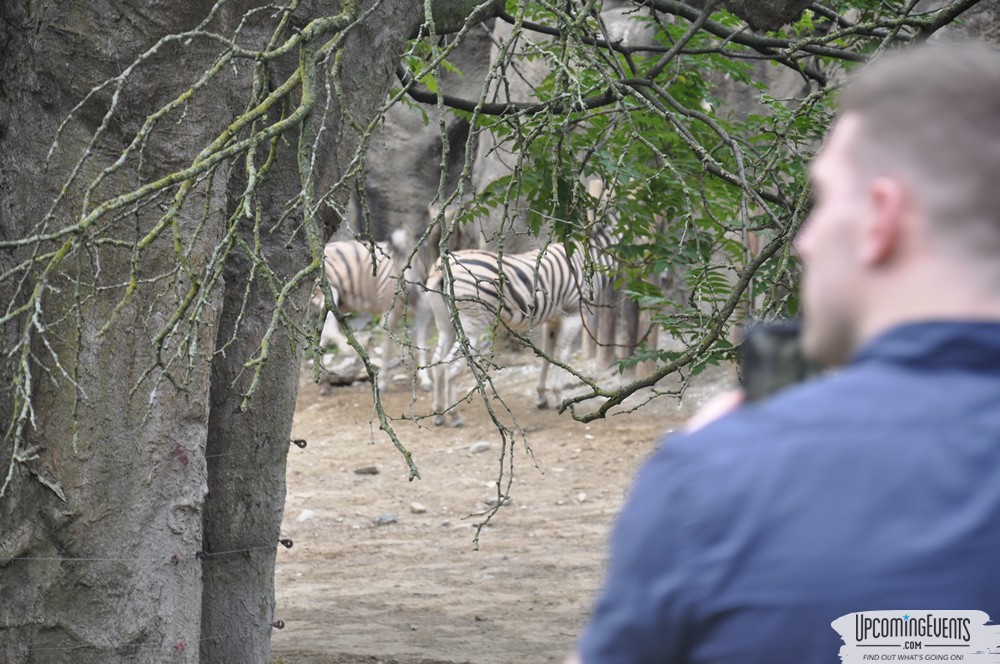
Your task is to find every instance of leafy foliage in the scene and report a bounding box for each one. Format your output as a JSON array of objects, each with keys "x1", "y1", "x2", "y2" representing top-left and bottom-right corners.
[
  {"x1": 391, "y1": 0, "x2": 973, "y2": 418},
  {"x1": 1, "y1": 0, "x2": 978, "y2": 500}
]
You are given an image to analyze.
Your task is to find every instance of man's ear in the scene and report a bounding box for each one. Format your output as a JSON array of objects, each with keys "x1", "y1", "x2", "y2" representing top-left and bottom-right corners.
[{"x1": 860, "y1": 176, "x2": 907, "y2": 266}]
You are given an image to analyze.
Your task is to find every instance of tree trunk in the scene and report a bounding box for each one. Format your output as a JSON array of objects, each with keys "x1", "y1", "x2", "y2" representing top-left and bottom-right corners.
[
  {"x1": 199, "y1": 2, "x2": 427, "y2": 660},
  {"x1": 0, "y1": 2, "x2": 231, "y2": 660},
  {"x1": 0, "y1": 0, "x2": 426, "y2": 662}
]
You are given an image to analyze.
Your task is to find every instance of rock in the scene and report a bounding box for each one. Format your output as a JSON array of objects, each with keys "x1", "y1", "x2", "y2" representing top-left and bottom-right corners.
[
  {"x1": 321, "y1": 354, "x2": 366, "y2": 385},
  {"x1": 576, "y1": 492, "x2": 588, "y2": 504},
  {"x1": 722, "y1": 0, "x2": 813, "y2": 32},
  {"x1": 475, "y1": 614, "x2": 488, "y2": 622},
  {"x1": 468, "y1": 441, "x2": 491, "y2": 454},
  {"x1": 372, "y1": 512, "x2": 398, "y2": 526},
  {"x1": 409, "y1": 502, "x2": 427, "y2": 514},
  {"x1": 354, "y1": 465, "x2": 380, "y2": 475},
  {"x1": 356, "y1": 27, "x2": 493, "y2": 245},
  {"x1": 296, "y1": 509, "x2": 316, "y2": 522},
  {"x1": 484, "y1": 495, "x2": 511, "y2": 508}
]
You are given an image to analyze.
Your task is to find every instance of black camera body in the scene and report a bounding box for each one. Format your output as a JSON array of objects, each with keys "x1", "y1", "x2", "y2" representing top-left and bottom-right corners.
[{"x1": 738, "y1": 320, "x2": 823, "y2": 402}]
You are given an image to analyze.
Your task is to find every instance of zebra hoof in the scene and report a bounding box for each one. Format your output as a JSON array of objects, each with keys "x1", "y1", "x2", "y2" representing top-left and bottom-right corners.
[
  {"x1": 449, "y1": 416, "x2": 465, "y2": 428},
  {"x1": 535, "y1": 396, "x2": 550, "y2": 410},
  {"x1": 433, "y1": 414, "x2": 446, "y2": 427}
]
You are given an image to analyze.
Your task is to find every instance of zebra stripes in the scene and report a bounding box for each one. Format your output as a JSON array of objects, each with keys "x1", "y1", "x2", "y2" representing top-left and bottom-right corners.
[
  {"x1": 426, "y1": 225, "x2": 617, "y2": 426},
  {"x1": 312, "y1": 229, "x2": 432, "y2": 390}
]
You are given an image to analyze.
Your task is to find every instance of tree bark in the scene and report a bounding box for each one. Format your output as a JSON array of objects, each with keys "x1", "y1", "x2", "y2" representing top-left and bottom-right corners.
[
  {"x1": 199, "y1": 1, "x2": 427, "y2": 659},
  {"x1": 0, "y1": 0, "x2": 430, "y2": 661},
  {"x1": 0, "y1": 2, "x2": 231, "y2": 661}
]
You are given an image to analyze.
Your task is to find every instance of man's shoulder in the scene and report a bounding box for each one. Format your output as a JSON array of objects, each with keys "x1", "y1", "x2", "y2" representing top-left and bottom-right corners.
[
  {"x1": 664, "y1": 371, "x2": 857, "y2": 459},
  {"x1": 643, "y1": 367, "x2": 888, "y2": 506}
]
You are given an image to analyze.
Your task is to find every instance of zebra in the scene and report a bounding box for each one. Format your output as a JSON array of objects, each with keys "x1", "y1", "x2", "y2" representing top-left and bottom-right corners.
[
  {"x1": 425, "y1": 225, "x2": 617, "y2": 426},
  {"x1": 311, "y1": 229, "x2": 432, "y2": 390}
]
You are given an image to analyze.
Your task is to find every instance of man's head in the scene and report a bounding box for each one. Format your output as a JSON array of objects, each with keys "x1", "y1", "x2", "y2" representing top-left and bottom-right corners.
[{"x1": 796, "y1": 44, "x2": 1000, "y2": 366}]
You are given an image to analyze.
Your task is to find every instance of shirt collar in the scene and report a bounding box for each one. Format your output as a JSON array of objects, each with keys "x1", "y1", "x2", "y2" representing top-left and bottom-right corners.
[{"x1": 851, "y1": 320, "x2": 1000, "y2": 371}]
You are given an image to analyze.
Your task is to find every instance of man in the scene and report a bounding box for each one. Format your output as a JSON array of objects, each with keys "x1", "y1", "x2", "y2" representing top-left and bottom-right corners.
[{"x1": 572, "y1": 43, "x2": 1000, "y2": 663}]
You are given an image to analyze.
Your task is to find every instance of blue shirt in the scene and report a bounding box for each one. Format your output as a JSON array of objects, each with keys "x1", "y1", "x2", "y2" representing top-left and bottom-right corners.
[{"x1": 578, "y1": 322, "x2": 1000, "y2": 663}]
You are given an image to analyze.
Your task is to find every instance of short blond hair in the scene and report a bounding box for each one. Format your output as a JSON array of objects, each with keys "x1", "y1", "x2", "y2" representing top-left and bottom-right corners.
[{"x1": 841, "y1": 44, "x2": 1000, "y2": 254}]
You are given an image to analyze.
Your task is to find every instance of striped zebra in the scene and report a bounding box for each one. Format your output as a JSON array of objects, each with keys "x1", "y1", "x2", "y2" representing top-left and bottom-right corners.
[
  {"x1": 311, "y1": 229, "x2": 432, "y2": 390},
  {"x1": 425, "y1": 225, "x2": 617, "y2": 426}
]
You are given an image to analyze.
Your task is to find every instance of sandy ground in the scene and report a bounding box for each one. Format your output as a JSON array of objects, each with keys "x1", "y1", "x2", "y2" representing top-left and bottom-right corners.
[{"x1": 271, "y1": 351, "x2": 729, "y2": 664}]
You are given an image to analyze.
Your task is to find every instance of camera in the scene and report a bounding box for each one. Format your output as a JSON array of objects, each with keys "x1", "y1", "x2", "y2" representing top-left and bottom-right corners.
[{"x1": 738, "y1": 320, "x2": 823, "y2": 402}]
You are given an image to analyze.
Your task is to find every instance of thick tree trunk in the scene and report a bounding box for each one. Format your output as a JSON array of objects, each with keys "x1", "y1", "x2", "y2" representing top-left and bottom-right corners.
[
  {"x1": 0, "y1": 1, "x2": 430, "y2": 662},
  {"x1": 0, "y1": 2, "x2": 232, "y2": 661},
  {"x1": 198, "y1": 2, "x2": 424, "y2": 660},
  {"x1": 201, "y1": 208, "x2": 304, "y2": 663}
]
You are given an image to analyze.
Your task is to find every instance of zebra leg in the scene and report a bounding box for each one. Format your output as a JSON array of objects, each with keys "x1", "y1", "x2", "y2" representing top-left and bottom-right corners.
[
  {"x1": 319, "y1": 289, "x2": 350, "y2": 349},
  {"x1": 440, "y1": 343, "x2": 469, "y2": 428},
  {"x1": 432, "y1": 342, "x2": 469, "y2": 427},
  {"x1": 412, "y1": 294, "x2": 433, "y2": 391},
  {"x1": 548, "y1": 314, "x2": 584, "y2": 408},
  {"x1": 374, "y1": 300, "x2": 405, "y2": 392},
  {"x1": 431, "y1": 333, "x2": 452, "y2": 426},
  {"x1": 536, "y1": 321, "x2": 558, "y2": 409},
  {"x1": 429, "y1": 291, "x2": 457, "y2": 426}
]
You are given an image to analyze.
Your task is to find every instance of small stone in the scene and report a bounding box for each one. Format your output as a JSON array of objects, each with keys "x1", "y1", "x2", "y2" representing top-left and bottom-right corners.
[
  {"x1": 475, "y1": 614, "x2": 488, "y2": 622},
  {"x1": 296, "y1": 509, "x2": 316, "y2": 522},
  {"x1": 577, "y1": 492, "x2": 588, "y2": 503},
  {"x1": 372, "y1": 512, "x2": 398, "y2": 526},
  {"x1": 409, "y1": 502, "x2": 427, "y2": 514},
  {"x1": 484, "y1": 495, "x2": 511, "y2": 508},
  {"x1": 354, "y1": 465, "x2": 380, "y2": 475},
  {"x1": 441, "y1": 520, "x2": 452, "y2": 527},
  {"x1": 409, "y1": 624, "x2": 418, "y2": 631},
  {"x1": 468, "y1": 441, "x2": 491, "y2": 455}
]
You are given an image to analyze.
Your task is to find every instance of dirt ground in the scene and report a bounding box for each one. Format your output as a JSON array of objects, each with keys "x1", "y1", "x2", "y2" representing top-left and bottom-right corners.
[{"x1": 271, "y1": 353, "x2": 729, "y2": 664}]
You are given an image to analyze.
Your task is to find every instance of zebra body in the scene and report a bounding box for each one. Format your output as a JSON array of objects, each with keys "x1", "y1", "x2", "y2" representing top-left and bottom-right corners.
[
  {"x1": 426, "y1": 226, "x2": 615, "y2": 426},
  {"x1": 312, "y1": 230, "x2": 432, "y2": 390}
]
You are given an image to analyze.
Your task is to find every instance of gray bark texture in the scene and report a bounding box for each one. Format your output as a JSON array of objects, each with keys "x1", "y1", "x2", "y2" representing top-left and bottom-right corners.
[
  {"x1": 199, "y1": 1, "x2": 423, "y2": 662},
  {"x1": 0, "y1": 0, "x2": 423, "y2": 662},
  {"x1": 0, "y1": 3, "x2": 234, "y2": 661},
  {"x1": 354, "y1": 22, "x2": 492, "y2": 245},
  {"x1": 680, "y1": 0, "x2": 811, "y2": 31}
]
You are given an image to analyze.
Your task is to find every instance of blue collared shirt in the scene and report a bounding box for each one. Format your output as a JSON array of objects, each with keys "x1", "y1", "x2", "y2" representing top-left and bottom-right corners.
[{"x1": 578, "y1": 322, "x2": 1000, "y2": 663}]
